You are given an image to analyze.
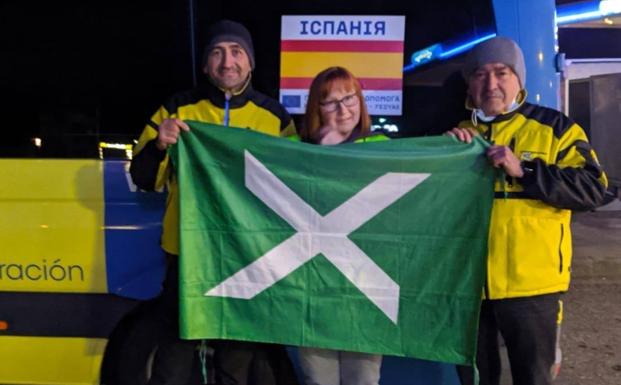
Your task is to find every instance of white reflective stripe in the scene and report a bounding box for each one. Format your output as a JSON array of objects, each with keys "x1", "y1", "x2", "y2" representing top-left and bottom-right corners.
[{"x1": 206, "y1": 150, "x2": 430, "y2": 324}]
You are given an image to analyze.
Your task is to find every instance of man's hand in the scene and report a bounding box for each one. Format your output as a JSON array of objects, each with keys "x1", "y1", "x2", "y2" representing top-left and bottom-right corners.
[
  {"x1": 487, "y1": 145, "x2": 524, "y2": 177},
  {"x1": 155, "y1": 119, "x2": 190, "y2": 151},
  {"x1": 445, "y1": 127, "x2": 478, "y2": 143}
]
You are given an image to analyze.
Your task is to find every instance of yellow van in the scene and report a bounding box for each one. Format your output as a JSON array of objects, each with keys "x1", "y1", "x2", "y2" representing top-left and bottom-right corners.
[{"x1": 0, "y1": 158, "x2": 168, "y2": 385}]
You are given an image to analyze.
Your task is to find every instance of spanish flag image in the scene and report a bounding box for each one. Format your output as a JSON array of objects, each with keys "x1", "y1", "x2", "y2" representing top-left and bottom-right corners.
[{"x1": 280, "y1": 15, "x2": 405, "y2": 115}]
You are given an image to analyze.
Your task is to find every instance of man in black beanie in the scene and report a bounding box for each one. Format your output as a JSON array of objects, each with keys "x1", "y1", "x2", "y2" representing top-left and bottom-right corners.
[
  {"x1": 130, "y1": 19, "x2": 297, "y2": 385},
  {"x1": 202, "y1": 19, "x2": 256, "y2": 96},
  {"x1": 447, "y1": 37, "x2": 607, "y2": 385}
]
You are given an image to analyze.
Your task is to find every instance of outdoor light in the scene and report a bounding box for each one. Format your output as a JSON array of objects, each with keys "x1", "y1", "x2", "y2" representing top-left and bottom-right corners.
[
  {"x1": 556, "y1": 0, "x2": 621, "y2": 25},
  {"x1": 404, "y1": 33, "x2": 496, "y2": 72},
  {"x1": 99, "y1": 142, "x2": 133, "y2": 160}
]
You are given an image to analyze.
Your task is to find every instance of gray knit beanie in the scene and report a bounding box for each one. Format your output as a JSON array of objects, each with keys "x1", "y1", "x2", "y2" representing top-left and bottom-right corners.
[
  {"x1": 203, "y1": 20, "x2": 255, "y2": 69},
  {"x1": 462, "y1": 37, "x2": 526, "y2": 88}
]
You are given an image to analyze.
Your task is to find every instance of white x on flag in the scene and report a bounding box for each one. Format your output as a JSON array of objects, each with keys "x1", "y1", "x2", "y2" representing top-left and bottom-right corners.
[{"x1": 206, "y1": 150, "x2": 430, "y2": 323}]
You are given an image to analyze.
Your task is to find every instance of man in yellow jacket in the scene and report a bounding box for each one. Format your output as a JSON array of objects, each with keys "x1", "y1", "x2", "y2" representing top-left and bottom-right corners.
[
  {"x1": 448, "y1": 37, "x2": 607, "y2": 385},
  {"x1": 130, "y1": 20, "x2": 297, "y2": 385}
]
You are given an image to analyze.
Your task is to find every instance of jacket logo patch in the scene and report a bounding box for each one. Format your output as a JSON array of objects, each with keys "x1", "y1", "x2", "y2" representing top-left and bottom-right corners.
[{"x1": 520, "y1": 150, "x2": 547, "y2": 161}]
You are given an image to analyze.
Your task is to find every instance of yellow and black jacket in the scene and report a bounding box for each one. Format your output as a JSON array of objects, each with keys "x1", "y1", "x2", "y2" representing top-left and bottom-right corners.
[
  {"x1": 130, "y1": 81, "x2": 295, "y2": 255},
  {"x1": 459, "y1": 102, "x2": 607, "y2": 299}
]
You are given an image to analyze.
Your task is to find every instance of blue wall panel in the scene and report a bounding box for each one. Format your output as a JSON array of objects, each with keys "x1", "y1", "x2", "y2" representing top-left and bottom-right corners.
[{"x1": 492, "y1": 0, "x2": 560, "y2": 109}]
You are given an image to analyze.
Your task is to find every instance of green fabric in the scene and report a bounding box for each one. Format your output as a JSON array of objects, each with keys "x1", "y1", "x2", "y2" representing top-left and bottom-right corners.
[
  {"x1": 286, "y1": 131, "x2": 389, "y2": 143},
  {"x1": 170, "y1": 121, "x2": 494, "y2": 366}
]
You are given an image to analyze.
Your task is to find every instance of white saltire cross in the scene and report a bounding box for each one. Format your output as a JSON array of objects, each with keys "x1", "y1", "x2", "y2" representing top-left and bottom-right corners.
[{"x1": 205, "y1": 150, "x2": 430, "y2": 324}]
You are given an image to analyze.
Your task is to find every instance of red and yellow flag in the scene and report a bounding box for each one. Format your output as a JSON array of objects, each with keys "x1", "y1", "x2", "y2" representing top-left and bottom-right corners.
[{"x1": 280, "y1": 16, "x2": 405, "y2": 115}]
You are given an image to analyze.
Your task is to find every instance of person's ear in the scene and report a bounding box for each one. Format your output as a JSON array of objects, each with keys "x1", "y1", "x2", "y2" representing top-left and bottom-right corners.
[{"x1": 465, "y1": 91, "x2": 475, "y2": 110}]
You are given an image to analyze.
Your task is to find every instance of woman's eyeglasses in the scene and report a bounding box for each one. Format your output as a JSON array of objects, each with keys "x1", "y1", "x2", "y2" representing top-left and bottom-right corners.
[{"x1": 319, "y1": 93, "x2": 359, "y2": 112}]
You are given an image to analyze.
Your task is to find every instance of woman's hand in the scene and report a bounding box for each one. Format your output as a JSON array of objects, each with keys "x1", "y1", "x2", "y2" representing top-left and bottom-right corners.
[{"x1": 318, "y1": 123, "x2": 348, "y2": 145}]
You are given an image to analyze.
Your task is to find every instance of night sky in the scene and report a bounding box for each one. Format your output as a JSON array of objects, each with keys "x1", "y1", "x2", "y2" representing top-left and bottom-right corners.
[{"x1": 1, "y1": 0, "x2": 617, "y2": 157}]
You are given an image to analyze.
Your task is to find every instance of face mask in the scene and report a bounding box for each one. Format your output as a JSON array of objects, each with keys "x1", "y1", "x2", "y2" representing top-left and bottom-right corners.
[{"x1": 474, "y1": 99, "x2": 520, "y2": 122}]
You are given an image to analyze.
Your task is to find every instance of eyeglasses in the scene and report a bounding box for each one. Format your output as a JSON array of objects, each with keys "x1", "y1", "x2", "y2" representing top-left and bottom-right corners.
[{"x1": 319, "y1": 93, "x2": 359, "y2": 112}]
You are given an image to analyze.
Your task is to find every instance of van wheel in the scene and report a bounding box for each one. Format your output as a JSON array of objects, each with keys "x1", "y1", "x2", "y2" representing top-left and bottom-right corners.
[{"x1": 100, "y1": 303, "x2": 203, "y2": 385}]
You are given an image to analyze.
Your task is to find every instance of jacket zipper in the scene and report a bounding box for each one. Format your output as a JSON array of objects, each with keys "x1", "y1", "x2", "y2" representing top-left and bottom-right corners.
[
  {"x1": 506, "y1": 137, "x2": 516, "y2": 187},
  {"x1": 482, "y1": 122, "x2": 492, "y2": 142},
  {"x1": 223, "y1": 91, "x2": 232, "y2": 127},
  {"x1": 559, "y1": 224, "x2": 564, "y2": 273},
  {"x1": 485, "y1": 122, "x2": 509, "y2": 199}
]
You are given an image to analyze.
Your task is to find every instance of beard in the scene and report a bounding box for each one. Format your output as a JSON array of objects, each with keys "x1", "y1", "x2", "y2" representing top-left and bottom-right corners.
[{"x1": 211, "y1": 66, "x2": 249, "y2": 92}]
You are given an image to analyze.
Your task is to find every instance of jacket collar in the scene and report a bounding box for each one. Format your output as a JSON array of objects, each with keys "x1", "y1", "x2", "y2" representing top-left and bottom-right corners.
[
  {"x1": 304, "y1": 126, "x2": 366, "y2": 145},
  {"x1": 343, "y1": 126, "x2": 363, "y2": 143},
  {"x1": 202, "y1": 75, "x2": 253, "y2": 109}
]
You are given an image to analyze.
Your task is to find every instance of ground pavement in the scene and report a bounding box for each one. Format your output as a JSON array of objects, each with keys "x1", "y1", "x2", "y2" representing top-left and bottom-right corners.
[{"x1": 500, "y1": 201, "x2": 621, "y2": 385}]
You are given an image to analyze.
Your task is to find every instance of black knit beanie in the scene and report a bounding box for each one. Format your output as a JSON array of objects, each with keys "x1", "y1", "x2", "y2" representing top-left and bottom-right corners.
[{"x1": 203, "y1": 20, "x2": 255, "y2": 69}]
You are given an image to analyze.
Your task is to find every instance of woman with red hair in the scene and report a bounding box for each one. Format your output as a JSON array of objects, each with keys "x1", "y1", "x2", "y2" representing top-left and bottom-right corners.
[
  {"x1": 298, "y1": 66, "x2": 380, "y2": 145},
  {"x1": 297, "y1": 66, "x2": 385, "y2": 385}
]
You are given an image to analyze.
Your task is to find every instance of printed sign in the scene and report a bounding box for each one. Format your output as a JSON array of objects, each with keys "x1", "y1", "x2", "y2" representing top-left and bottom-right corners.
[{"x1": 280, "y1": 15, "x2": 405, "y2": 115}]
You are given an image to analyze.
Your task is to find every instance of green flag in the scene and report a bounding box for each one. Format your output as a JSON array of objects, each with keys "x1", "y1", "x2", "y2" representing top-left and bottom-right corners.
[{"x1": 170, "y1": 121, "x2": 494, "y2": 366}]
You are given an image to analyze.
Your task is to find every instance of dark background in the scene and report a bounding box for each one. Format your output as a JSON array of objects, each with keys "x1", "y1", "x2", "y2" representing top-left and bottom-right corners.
[
  {"x1": 1, "y1": 0, "x2": 618, "y2": 158},
  {"x1": 0, "y1": 0, "x2": 496, "y2": 157}
]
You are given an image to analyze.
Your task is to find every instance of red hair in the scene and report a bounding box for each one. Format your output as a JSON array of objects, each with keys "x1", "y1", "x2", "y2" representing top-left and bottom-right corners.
[{"x1": 301, "y1": 66, "x2": 371, "y2": 143}]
